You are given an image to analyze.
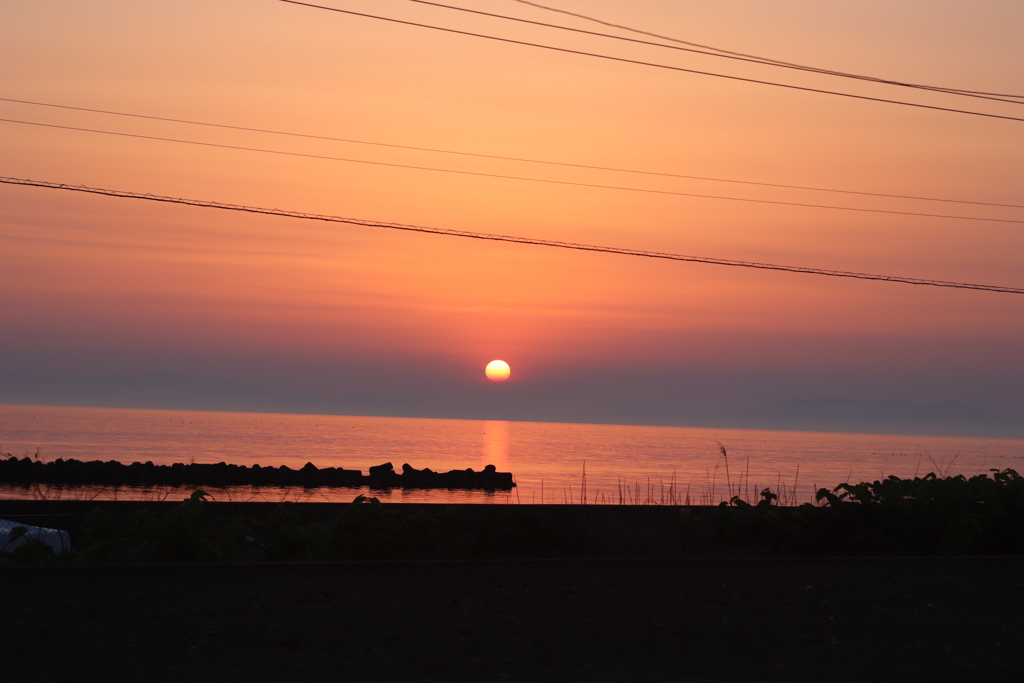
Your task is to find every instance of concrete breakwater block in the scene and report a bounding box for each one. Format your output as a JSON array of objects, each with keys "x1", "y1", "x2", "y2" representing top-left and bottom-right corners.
[
  {"x1": 0, "y1": 457, "x2": 515, "y2": 490},
  {"x1": 370, "y1": 462, "x2": 515, "y2": 489}
]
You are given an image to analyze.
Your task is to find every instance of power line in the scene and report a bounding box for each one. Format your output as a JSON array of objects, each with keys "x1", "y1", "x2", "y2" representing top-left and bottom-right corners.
[
  {"x1": 4, "y1": 96, "x2": 1022, "y2": 210},
  {"x1": 2, "y1": 175, "x2": 1021, "y2": 295},
  {"x1": 506, "y1": 0, "x2": 1024, "y2": 102},
  {"x1": 6, "y1": 117, "x2": 1021, "y2": 226},
  {"x1": 398, "y1": 0, "x2": 1024, "y2": 105},
  {"x1": 278, "y1": 0, "x2": 1024, "y2": 123}
]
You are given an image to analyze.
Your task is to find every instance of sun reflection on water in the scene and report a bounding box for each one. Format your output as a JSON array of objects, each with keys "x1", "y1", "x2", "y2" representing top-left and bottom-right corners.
[{"x1": 482, "y1": 420, "x2": 509, "y2": 471}]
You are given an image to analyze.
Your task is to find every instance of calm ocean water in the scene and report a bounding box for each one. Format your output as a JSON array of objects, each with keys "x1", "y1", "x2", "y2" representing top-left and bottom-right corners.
[{"x1": 2, "y1": 404, "x2": 1022, "y2": 504}]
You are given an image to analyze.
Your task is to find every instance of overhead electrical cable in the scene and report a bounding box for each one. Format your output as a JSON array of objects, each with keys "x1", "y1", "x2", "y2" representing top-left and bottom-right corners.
[
  {"x1": 277, "y1": 0, "x2": 1024, "y2": 123},
  {"x1": 2, "y1": 176, "x2": 1020, "y2": 295},
  {"x1": 506, "y1": 0, "x2": 1024, "y2": 101},
  {"x1": 4, "y1": 97, "x2": 1022, "y2": 210},
  {"x1": 5, "y1": 117, "x2": 1022, "y2": 225},
  {"x1": 393, "y1": 0, "x2": 1024, "y2": 105}
]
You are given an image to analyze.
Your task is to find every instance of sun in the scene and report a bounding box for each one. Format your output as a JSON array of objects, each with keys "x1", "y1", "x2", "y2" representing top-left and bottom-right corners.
[{"x1": 485, "y1": 360, "x2": 511, "y2": 382}]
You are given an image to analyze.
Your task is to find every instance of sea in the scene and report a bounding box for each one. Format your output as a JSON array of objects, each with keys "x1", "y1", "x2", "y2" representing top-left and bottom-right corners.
[{"x1": 2, "y1": 404, "x2": 1022, "y2": 505}]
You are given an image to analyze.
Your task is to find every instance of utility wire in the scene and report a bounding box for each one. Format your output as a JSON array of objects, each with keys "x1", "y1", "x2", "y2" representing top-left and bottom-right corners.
[
  {"x1": 506, "y1": 0, "x2": 1024, "y2": 101},
  {"x1": 278, "y1": 0, "x2": 1024, "y2": 123},
  {"x1": 396, "y1": 0, "x2": 1024, "y2": 105},
  {"x1": 5, "y1": 117, "x2": 1022, "y2": 225},
  {"x1": 5, "y1": 96, "x2": 1022, "y2": 210},
  {"x1": 2, "y1": 175, "x2": 1020, "y2": 295}
]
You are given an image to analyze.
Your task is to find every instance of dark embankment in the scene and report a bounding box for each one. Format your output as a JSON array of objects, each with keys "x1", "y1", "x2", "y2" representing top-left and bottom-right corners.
[
  {"x1": 4, "y1": 558, "x2": 1024, "y2": 682},
  {"x1": 3, "y1": 468, "x2": 1024, "y2": 562},
  {"x1": 0, "y1": 456, "x2": 515, "y2": 489},
  {"x1": 4, "y1": 470, "x2": 1024, "y2": 681}
]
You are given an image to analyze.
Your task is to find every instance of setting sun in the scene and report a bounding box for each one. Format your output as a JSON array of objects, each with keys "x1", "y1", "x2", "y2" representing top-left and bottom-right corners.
[{"x1": 485, "y1": 360, "x2": 511, "y2": 382}]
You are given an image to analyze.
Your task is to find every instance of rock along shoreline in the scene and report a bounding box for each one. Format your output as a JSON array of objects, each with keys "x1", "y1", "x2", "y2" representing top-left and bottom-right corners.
[{"x1": 0, "y1": 457, "x2": 515, "y2": 490}]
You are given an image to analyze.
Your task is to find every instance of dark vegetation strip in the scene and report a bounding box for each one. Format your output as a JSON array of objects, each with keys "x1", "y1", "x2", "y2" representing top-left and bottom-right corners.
[
  {"x1": 3, "y1": 469, "x2": 1024, "y2": 563},
  {"x1": 0, "y1": 456, "x2": 515, "y2": 490}
]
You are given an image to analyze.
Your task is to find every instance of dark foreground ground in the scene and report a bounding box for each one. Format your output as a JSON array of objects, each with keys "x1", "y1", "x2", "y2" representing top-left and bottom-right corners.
[{"x1": 3, "y1": 557, "x2": 1024, "y2": 682}]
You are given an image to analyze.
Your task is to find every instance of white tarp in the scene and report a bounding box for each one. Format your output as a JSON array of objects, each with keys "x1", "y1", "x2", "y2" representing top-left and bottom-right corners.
[{"x1": 0, "y1": 518, "x2": 71, "y2": 555}]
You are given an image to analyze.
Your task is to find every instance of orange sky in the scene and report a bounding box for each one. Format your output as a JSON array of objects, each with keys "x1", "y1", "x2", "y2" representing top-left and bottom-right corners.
[{"x1": 1, "y1": 0, "x2": 1023, "y2": 425}]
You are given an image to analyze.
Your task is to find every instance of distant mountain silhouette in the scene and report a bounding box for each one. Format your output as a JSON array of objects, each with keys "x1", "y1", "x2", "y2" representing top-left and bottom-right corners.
[{"x1": 705, "y1": 398, "x2": 1024, "y2": 438}]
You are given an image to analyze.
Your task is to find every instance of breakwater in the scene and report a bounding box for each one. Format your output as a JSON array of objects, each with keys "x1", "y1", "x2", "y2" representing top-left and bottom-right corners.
[{"x1": 0, "y1": 457, "x2": 515, "y2": 490}]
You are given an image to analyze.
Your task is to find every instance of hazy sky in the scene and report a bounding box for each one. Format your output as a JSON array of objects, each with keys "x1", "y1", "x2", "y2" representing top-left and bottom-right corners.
[{"x1": 1, "y1": 0, "x2": 1023, "y2": 427}]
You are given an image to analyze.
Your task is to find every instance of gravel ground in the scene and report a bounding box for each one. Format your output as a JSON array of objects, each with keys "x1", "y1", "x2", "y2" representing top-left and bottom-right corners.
[{"x1": 4, "y1": 557, "x2": 1024, "y2": 682}]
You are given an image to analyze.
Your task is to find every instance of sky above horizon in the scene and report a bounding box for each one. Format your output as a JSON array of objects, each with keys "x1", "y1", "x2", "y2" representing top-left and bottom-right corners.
[{"x1": 1, "y1": 0, "x2": 1023, "y2": 427}]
